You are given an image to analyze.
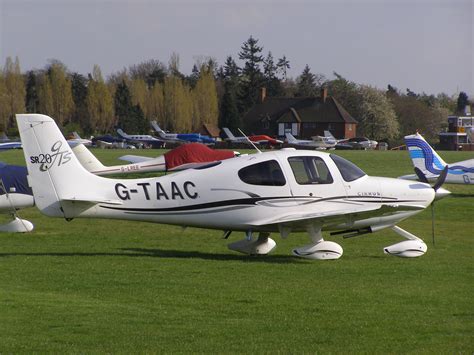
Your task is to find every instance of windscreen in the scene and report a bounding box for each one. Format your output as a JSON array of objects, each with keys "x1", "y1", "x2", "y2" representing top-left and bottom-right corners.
[{"x1": 330, "y1": 154, "x2": 366, "y2": 182}]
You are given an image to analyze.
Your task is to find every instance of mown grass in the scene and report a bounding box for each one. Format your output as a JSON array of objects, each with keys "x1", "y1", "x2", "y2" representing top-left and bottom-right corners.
[{"x1": 0, "y1": 148, "x2": 472, "y2": 353}]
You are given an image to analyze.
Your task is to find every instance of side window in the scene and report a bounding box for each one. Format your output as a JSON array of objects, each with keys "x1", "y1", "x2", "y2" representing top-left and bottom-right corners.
[
  {"x1": 330, "y1": 154, "x2": 366, "y2": 182},
  {"x1": 238, "y1": 160, "x2": 286, "y2": 186},
  {"x1": 288, "y1": 156, "x2": 333, "y2": 185}
]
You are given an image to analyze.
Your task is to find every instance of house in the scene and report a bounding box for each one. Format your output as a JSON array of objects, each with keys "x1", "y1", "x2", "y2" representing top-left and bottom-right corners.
[{"x1": 243, "y1": 88, "x2": 358, "y2": 140}]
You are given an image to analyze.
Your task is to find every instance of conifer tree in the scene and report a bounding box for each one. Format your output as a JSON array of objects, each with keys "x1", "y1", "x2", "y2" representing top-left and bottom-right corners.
[
  {"x1": 238, "y1": 36, "x2": 264, "y2": 112},
  {"x1": 296, "y1": 65, "x2": 317, "y2": 97}
]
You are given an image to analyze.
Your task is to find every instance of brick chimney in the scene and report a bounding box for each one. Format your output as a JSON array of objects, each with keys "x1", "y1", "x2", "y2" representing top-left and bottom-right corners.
[
  {"x1": 321, "y1": 87, "x2": 328, "y2": 103},
  {"x1": 259, "y1": 87, "x2": 267, "y2": 103}
]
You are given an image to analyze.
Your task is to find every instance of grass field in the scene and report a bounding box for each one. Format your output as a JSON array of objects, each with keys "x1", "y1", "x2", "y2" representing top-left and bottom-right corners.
[{"x1": 0, "y1": 148, "x2": 472, "y2": 353}]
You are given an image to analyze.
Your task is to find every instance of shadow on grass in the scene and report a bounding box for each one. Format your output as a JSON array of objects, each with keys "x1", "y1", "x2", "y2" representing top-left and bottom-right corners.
[
  {"x1": 450, "y1": 193, "x2": 474, "y2": 198},
  {"x1": 0, "y1": 248, "x2": 302, "y2": 264}
]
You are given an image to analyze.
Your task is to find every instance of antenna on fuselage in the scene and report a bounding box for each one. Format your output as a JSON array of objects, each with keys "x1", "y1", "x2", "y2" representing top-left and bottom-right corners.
[{"x1": 237, "y1": 128, "x2": 262, "y2": 154}]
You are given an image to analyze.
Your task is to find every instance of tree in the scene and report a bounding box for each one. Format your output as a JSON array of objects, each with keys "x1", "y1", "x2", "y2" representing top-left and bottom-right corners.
[
  {"x1": 163, "y1": 75, "x2": 193, "y2": 132},
  {"x1": 219, "y1": 56, "x2": 241, "y2": 130},
  {"x1": 238, "y1": 36, "x2": 264, "y2": 111},
  {"x1": 358, "y1": 85, "x2": 399, "y2": 141},
  {"x1": 263, "y1": 51, "x2": 284, "y2": 96},
  {"x1": 48, "y1": 61, "x2": 74, "y2": 125},
  {"x1": 296, "y1": 65, "x2": 318, "y2": 97},
  {"x1": 129, "y1": 78, "x2": 149, "y2": 118},
  {"x1": 86, "y1": 65, "x2": 114, "y2": 132},
  {"x1": 193, "y1": 65, "x2": 219, "y2": 129},
  {"x1": 70, "y1": 72, "x2": 88, "y2": 129},
  {"x1": 25, "y1": 71, "x2": 39, "y2": 113},
  {"x1": 326, "y1": 72, "x2": 361, "y2": 120},
  {"x1": 2, "y1": 56, "x2": 25, "y2": 129},
  {"x1": 456, "y1": 91, "x2": 470, "y2": 114},
  {"x1": 129, "y1": 59, "x2": 167, "y2": 87},
  {"x1": 147, "y1": 82, "x2": 165, "y2": 125},
  {"x1": 277, "y1": 55, "x2": 290, "y2": 81},
  {"x1": 37, "y1": 72, "x2": 54, "y2": 117}
]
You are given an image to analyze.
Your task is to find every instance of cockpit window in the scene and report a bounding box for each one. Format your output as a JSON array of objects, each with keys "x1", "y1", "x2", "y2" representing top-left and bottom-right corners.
[
  {"x1": 238, "y1": 160, "x2": 286, "y2": 186},
  {"x1": 288, "y1": 156, "x2": 333, "y2": 185},
  {"x1": 330, "y1": 154, "x2": 366, "y2": 182}
]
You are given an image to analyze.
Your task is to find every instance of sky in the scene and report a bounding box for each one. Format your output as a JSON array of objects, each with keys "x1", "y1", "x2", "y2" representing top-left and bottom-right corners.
[{"x1": 0, "y1": 0, "x2": 472, "y2": 96}]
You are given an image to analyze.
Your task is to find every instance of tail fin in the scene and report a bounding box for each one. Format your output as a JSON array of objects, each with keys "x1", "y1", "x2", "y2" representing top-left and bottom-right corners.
[
  {"x1": 116, "y1": 128, "x2": 129, "y2": 139},
  {"x1": 285, "y1": 132, "x2": 297, "y2": 143},
  {"x1": 404, "y1": 133, "x2": 447, "y2": 176},
  {"x1": 16, "y1": 114, "x2": 117, "y2": 218},
  {"x1": 222, "y1": 127, "x2": 235, "y2": 140},
  {"x1": 71, "y1": 143, "x2": 106, "y2": 173},
  {"x1": 72, "y1": 131, "x2": 81, "y2": 139},
  {"x1": 151, "y1": 121, "x2": 167, "y2": 138}
]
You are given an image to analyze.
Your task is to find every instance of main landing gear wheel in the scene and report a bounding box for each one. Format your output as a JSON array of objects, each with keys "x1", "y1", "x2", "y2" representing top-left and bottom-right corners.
[
  {"x1": 227, "y1": 232, "x2": 277, "y2": 255},
  {"x1": 292, "y1": 225, "x2": 343, "y2": 260}
]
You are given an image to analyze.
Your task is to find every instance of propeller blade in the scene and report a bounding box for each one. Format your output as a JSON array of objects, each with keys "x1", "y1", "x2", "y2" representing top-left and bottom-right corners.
[
  {"x1": 433, "y1": 166, "x2": 449, "y2": 191},
  {"x1": 414, "y1": 167, "x2": 429, "y2": 183}
]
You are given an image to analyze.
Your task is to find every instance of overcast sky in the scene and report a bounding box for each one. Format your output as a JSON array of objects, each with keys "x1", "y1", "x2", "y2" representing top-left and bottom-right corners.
[{"x1": 0, "y1": 0, "x2": 472, "y2": 96}]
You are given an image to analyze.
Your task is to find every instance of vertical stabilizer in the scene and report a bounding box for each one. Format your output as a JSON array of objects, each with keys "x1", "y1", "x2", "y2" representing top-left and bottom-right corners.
[
  {"x1": 151, "y1": 121, "x2": 167, "y2": 138},
  {"x1": 72, "y1": 143, "x2": 106, "y2": 173},
  {"x1": 285, "y1": 132, "x2": 297, "y2": 143},
  {"x1": 16, "y1": 114, "x2": 105, "y2": 217},
  {"x1": 404, "y1": 133, "x2": 447, "y2": 176},
  {"x1": 222, "y1": 127, "x2": 236, "y2": 140}
]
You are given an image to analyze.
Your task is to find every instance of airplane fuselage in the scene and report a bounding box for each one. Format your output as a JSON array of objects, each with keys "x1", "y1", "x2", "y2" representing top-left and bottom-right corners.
[{"x1": 56, "y1": 149, "x2": 435, "y2": 233}]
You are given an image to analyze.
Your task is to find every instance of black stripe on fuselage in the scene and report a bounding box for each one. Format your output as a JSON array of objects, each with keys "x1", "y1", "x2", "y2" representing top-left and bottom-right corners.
[{"x1": 98, "y1": 195, "x2": 424, "y2": 214}]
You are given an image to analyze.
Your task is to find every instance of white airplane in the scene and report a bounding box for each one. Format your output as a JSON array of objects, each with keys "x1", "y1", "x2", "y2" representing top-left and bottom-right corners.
[
  {"x1": 67, "y1": 132, "x2": 92, "y2": 147},
  {"x1": 16, "y1": 114, "x2": 450, "y2": 259},
  {"x1": 0, "y1": 162, "x2": 34, "y2": 232},
  {"x1": 399, "y1": 132, "x2": 474, "y2": 185},
  {"x1": 151, "y1": 121, "x2": 216, "y2": 145},
  {"x1": 72, "y1": 142, "x2": 237, "y2": 176},
  {"x1": 116, "y1": 128, "x2": 163, "y2": 148},
  {"x1": 285, "y1": 132, "x2": 334, "y2": 150},
  {"x1": 223, "y1": 127, "x2": 283, "y2": 146}
]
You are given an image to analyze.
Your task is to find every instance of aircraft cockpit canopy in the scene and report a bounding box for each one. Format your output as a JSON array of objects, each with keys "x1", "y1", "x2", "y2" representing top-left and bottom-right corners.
[{"x1": 330, "y1": 154, "x2": 366, "y2": 182}]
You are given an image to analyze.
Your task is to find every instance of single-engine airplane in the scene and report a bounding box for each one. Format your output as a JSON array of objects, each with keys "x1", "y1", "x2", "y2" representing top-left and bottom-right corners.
[
  {"x1": 0, "y1": 162, "x2": 34, "y2": 232},
  {"x1": 151, "y1": 121, "x2": 215, "y2": 145},
  {"x1": 17, "y1": 114, "x2": 450, "y2": 259},
  {"x1": 72, "y1": 142, "x2": 237, "y2": 176},
  {"x1": 286, "y1": 132, "x2": 335, "y2": 150},
  {"x1": 116, "y1": 128, "x2": 164, "y2": 148},
  {"x1": 222, "y1": 127, "x2": 283, "y2": 146},
  {"x1": 399, "y1": 132, "x2": 474, "y2": 185}
]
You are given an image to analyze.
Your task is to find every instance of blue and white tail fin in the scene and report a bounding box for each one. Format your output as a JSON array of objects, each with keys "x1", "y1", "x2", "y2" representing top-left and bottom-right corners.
[
  {"x1": 116, "y1": 128, "x2": 129, "y2": 139},
  {"x1": 16, "y1": 114, "x2": 119, "y2": 218},
  {"x1": 222, "y1": 127, "x2": 236, "y2": 140},
  {"x1": 404, "y1": 133, "x2": 447, "y2": 177}
]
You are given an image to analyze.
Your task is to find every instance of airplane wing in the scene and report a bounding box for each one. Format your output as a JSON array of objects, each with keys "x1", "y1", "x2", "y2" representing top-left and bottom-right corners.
[
  {"x1": 249, "y1": 203, "x2": 424, "y2": 230},
  {"x1": 119, "y1": 155, "x2": 154, "y2": 163}
]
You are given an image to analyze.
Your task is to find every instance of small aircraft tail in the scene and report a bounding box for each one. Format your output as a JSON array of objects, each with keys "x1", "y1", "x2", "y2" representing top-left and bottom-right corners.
[
  {"x1": 404, "y1": 133, "x2": 447, "y2": 176},
  {"x1": 324, "y1": 130, "x2": 335, "y2": 140},
  {"x1": 151, "y1": 121, "x2": 167, "y2": 139},
  {"x1": 116, "y1": 128, "x2": 129, "y2": 139},
  {"x1": 16, "y1": 114, "x2": 117, "y2": 218},
  {"x1": 71, "y1": 143, "x2": 107, "y2": 173},
  {"x1": 222, "y1": 127, "x2": 236, "y2": 140},
  {"x1": 285, "y1": 132, "x2": 297, "y2": 143}
]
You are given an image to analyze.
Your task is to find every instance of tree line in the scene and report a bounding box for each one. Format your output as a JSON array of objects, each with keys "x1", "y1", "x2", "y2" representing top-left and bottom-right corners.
[{"x1": 0, "y1": 36, "x2": 470, "y2": 144}]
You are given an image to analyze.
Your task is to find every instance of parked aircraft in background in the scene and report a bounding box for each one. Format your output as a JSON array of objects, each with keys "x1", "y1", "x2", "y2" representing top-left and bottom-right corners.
[
  {"x1": 399, "y1": 132, "x2": 474, "y2": 184},
  {"x1": 151, "y1": 121, "x2": 215, "y2": 145},
  {"x1": 343, "y1": 137, "x2": 378, "y2": 150},
  {"x1": 67, "y1": 132, "x2": 92, "y2": 147},
  {"x1": 116, "y1": 128, "x2": 164, "y2": 148},
  {"x1": 0, "y1": 141, "x2": 22, "y2": 150},
  {"x1": 73, "y1": 142, "x2": 237, "y2": 176},
  {"x1": 16, "y1": 113, "x2": 450, "y2": 259},
  {"x1": 0, "y1": 162, "x2": 34, "y2": 232},
  {"x1": 285, "y1": 132, "x2": 335, "y2": 150},
  {"x1": 222, "y1": 127, "x2": 283, "y2": 146}
]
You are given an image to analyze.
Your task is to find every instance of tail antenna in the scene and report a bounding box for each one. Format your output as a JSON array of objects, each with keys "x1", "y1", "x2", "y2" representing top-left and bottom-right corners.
[{"x1": 237, "y1": 128, "x2": 262, "y2": 154}]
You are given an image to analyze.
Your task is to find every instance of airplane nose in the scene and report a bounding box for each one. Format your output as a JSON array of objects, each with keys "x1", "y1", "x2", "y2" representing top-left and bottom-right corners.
[{"x1": 435, "y1": 187, "x2": 451, "y2": 201}]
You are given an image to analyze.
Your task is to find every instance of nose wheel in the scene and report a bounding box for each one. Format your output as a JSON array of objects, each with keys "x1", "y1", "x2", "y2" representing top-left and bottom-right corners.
[{"x1": 384, "y1": 226, "x2": 427, "y2": 257}]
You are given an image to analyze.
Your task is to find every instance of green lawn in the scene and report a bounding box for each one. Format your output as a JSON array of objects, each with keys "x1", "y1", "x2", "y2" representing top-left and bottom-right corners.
[{"x1": 0, "y1": 148, "x2": 472, "y2": 352}]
